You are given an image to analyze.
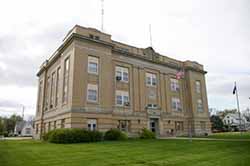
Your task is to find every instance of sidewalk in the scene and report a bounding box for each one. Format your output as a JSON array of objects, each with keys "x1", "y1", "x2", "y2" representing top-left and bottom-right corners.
[
  {"x1": 0, "y1": 137, "x2": 33, "y2": 141},
  {"x1": 159, "y1": 136, "x2": 250, "y2": 142}
]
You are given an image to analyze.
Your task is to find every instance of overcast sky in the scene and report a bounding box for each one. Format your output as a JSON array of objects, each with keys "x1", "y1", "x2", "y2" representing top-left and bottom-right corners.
[{"x1": 0, "y1": 0, "x2": 249, "y2": 118}]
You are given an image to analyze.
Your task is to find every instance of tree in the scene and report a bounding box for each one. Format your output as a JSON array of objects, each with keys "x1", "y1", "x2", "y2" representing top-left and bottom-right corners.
[
  {"x1": 2, "y1": 114, "x2": 23, "y2": 134},
  {"x1": 243, "y1": 108, "x2": 250, "y2": 122},
  {"x1": 210, "y1": 115, "x2": 224, "y2": 131},
  {"x1": 0, "y1": 116, "x2": 3, "y2": 135}
]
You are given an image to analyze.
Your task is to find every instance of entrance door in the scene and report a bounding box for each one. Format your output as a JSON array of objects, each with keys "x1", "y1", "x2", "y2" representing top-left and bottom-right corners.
[{"x1": 149, "y1": 118, "x2": 159, "y2": 135}]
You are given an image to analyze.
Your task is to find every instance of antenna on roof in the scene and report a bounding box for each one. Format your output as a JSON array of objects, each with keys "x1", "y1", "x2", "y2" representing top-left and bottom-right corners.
[
  {"x1": 149, "y1": 24, "x2": 153, "y2": 48},
  {"x1": 101, "y1": 0, "x2": 104, "y2": 31}
]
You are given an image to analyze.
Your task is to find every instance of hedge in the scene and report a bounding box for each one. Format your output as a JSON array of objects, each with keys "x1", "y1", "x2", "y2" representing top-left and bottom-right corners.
[
  {"x1": 43, "y1": 128, "x2": 155, "y2": 144},
  {"x1": 104, "y1": 129, "x2": 128, "y2": 141},
  {"x1": 89, "y1": 130, "x2": 103, "y2": 142},
  {"x1": 43, "y1": 129, "x2": 102, "y2": 144}
]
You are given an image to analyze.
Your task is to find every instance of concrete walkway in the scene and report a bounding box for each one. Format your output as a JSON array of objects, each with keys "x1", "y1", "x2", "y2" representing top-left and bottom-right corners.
[
  {"x1": 159, "y1": 137, "x2": 250, "y2": 142},
  {"x1": 0, "y1": 137, "x2": 33, "y2": 141}
]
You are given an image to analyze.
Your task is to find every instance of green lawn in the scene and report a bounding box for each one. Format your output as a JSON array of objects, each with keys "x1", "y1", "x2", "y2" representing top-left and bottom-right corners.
[
  {"x1": 207, "y1": 132, "x2": 250, "y2": 139},
  {"x1": 0, "y1": 139, "x2": 249, "y2": 166}
]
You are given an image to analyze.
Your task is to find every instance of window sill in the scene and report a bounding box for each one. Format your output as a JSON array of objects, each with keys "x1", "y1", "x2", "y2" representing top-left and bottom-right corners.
[
  {"x1": 116, "y1": 80, "x2": 129, "y2": 83},
  {"x1": 172, "y1": 109, "x2": 182, "y2": 112},
  {"x1": 87, "y1": 101, "x2": 99, "y2": 104},
  {"x1": 88, "y1": 72, "x2": 99, "y2": 75},
  {"x1": 115, "y1": 105, "x2": 131, "y2": 109},
  {"x1": 171, "y1": 90, "x2": 180, "y2": 93},
  {"x1": 146, "y1": 84, "x2": 157, "y2": 88}
]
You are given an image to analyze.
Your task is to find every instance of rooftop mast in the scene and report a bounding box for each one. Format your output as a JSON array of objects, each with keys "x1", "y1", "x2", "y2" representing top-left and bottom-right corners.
[
  {"x1": 101, "y1": 0, "x2": 104, "y2": 31},
  {"x1": 149, "y1": 24, "x2": 153, "y2": 47}
]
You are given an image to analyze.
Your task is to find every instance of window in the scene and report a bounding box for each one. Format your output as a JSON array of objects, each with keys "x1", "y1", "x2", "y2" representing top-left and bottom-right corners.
[
  {"x1": 37, "y1": 80, "x2": 43, "y2": 112},
  {"x1": 87, "y1": 84, "x2": 98, "y2": 102},
  {"x1": 200, "y1": 121, "x2": 206, "y2": 130},
  {"x1": 89, "y1": 34, "x2": 94, "y2": 39},
  {"x1": 195, "y1": 81, "x2": 201, "y2": 93},
  {"x1": 63, "y1": 58, "x2": 69, "y2": 103},
  {"x1": 50, "y1": 72, "x2": 56, "y2": 108},
  {"x1": 45, "y1": 76, "x2": 50, "y2": 110},
  {"x1": 65, "y1": 58, "x2": 69, "y2": 73},
  {"x1": 48, "y1": 122, "x2": 51, "y2": 131},
  {"x1": 116, "y1": 90, "x2": 129, "y2": 106},
  {"x1": 94, "y1": 36, "x2": 100, "y2": 40},
  {"x1": 55, "y1": 67, "x2": 61, "y2": 107},
  {"x1": 116, "y1": 66, "x2": 129, "y2": 82},
  {"x1": 118, "y1": 120, "x2": 130, "y2": 132},
  {"x1": 175, "y1": 121, "x2": 184, "y2": 131},
  {"x1": 171, "y1": 97, "x2": 182, "y2": 111},
  {"x1": 36, "y1": 124, "x2": 39, "y2": 134},
  {"x1": 147, "y1": 104, "x2": 158, "y2": 109},
  {"x1": 43, "y1": 123, "x2": 47, "y2": 133},
  {"x1": 87, "y1": 119, "x2": 97, "y2": 131},
  {"x1": 25, "y1": 128, "x2": 31, "y2": 135},
  {"x1": 61, "y1": 119, "x2": 65, "y2": 128},
  {"x1": 146, "y1": 73, "x2": 157, "y2": 86},
  {"x1": 54, "y1": 121, "x2": 57, "y2": 129},
  {"x1": 170, "y1": 78, "x2": 180, "y2": 92},
  {"x1": 88, "y1": 56, "x2": 98, "y2": 74},
  {"x1": 197, "y1": 99, "x2": 203, "y2": 112}
]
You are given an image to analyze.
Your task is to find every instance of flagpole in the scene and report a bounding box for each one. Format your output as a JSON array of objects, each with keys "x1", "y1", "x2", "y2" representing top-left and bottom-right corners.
[{"x1": 234, "y1": 81, "x2": 242, "y2": 136}]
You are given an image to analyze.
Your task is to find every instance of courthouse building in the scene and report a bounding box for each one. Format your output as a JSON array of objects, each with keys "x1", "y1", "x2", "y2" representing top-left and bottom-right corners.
[{"x1": 34, "y1": 25, "x2": 211, "y2": 139}]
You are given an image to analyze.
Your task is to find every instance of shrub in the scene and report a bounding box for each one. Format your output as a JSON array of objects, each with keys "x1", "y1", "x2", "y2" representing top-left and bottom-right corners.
[
  {"x1": 47, "y1": 128, "x2": 91, "y2": 144},
  {"x1": 104, "y1": 129, "x2": 127, "y2": 141},
  {"x1": 139, "y1": 128, "x2": 156, "y2": 139},
  {"x1": 49, "y1": 129, "x2": 72, "y2": 143},
  {"x1": 3, "y1": 131, "x2": 8, "y2": 137},
  {"x1": 72, "y1": 129, "x2": 91, "y2": 143},
  {"x1": 89, "y1": 130, "x2": 103, "y2": 142},
  {"x1": 44, "y1": 129, "x2": 106, "y2": 144}
]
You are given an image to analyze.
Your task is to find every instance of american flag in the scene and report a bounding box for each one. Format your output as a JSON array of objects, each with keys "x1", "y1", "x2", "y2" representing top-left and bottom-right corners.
[{"x1": 176, "y1": 70, "x2": 184, "y2": 80}]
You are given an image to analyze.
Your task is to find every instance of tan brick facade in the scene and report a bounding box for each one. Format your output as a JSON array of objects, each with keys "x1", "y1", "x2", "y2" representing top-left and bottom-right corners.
[{"x1": 34, "y1": 25, "x2": 211, "y2": 139}]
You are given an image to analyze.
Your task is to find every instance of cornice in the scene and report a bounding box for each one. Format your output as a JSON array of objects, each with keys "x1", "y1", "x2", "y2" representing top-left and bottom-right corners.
[{"x1": 37, "y1": 32, "x2": 207, "y2": 77}]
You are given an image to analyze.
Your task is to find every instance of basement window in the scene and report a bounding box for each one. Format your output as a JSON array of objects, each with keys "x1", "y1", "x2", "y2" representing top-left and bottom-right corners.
[
  {"x1": 94, "y1": 36, "x2": 100, "y2": 40},
  {"x1": 89, "y1": 34, "x2": 94, "y2": 39}
]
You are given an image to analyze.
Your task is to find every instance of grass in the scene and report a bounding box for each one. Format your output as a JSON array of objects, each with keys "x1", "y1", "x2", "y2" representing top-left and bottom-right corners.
[
  {"x1": 0, "y1": 139, "x2": 250, "y2": 166},
  {"x1": 207, "y1": 132, "x2": 250, "y2": 139}
]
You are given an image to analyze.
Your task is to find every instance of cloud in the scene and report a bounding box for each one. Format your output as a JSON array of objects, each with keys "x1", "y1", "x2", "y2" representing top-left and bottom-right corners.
[
  {"x1": 207, "y1": 73, "x2": 250, "y2": 110},
  {"x1": 0, "y1": 20, "x2": 77, "y2": 87},
  {"x1": 0, "y1": 99, "x2": 21, "y2": 108}
]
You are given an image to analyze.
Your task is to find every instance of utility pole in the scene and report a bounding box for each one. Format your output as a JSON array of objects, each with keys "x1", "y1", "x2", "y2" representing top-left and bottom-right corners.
[{"x1": 234, "y1": 82, "x2": 242, "y2": 135}]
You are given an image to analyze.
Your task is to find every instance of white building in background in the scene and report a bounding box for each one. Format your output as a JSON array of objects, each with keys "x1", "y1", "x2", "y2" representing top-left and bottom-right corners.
[
  {"x1": 223, "y1": 113, "x2": 248, "y2": 129},
  {"x1": 14, "y1": 121, "x2": 33, "y2": 137}
]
